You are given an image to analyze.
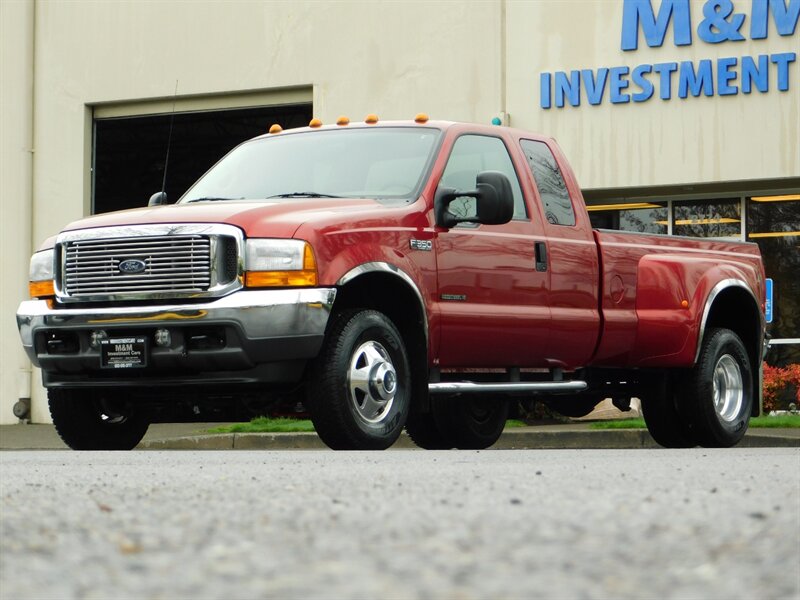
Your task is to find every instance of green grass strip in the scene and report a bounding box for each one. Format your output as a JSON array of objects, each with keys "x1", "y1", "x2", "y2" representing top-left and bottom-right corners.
[
  {"x1": 206, "y1": 413, "x2": 799, "y2": 434},
  {"x1": 589, "y1": 415, "x2": 800, "y2": 430},
  {"x1": 206, "y1": 416, "x2": 315, "y2": 434}
]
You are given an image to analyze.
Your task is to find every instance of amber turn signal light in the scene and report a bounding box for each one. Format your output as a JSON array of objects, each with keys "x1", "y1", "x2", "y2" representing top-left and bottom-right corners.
[{"x1": 29, "y1": 280, "x2": 55, "y2": 299}]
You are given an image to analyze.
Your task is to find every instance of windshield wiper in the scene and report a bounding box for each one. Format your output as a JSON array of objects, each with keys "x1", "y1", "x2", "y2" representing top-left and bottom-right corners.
[
  {"x1": 267, "y1": 192, "x2": 342, "y2": 199},
  {"x1": 184, "y1": 197, "x2": 243, "y2": 203}
]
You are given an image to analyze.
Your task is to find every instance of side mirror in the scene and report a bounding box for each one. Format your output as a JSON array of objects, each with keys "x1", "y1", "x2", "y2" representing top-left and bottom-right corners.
[
  {"x1": 148, "y1": 191, "x2": 168, "y2": 207},
  {"x1": 434, "y1": 171, "x2": 514, "y2": 228}
]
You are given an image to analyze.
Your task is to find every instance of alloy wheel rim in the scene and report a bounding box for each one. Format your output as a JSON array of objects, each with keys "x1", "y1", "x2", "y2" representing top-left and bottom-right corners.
[
  {"x1": 348, "y1": 340, "x2": 397, "y2": 424},
  {"x1": 712, "y1": 354, "x2": 744, "y2": 423}
]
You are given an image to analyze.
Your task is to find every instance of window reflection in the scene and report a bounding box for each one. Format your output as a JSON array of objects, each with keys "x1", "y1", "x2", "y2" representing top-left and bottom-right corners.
[
  {"x1": 520, "y1": 140, "x2": 576, "y2": 226},
  {"x1": 588, "y1": 203, "x2": 667, "y2": 234},
  {"x1": 673, "y1": 199, "x2": 741, "y2": 239}
]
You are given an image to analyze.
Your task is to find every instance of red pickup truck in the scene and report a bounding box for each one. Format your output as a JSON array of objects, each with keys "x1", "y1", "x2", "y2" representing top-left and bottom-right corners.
[{"x1": 17, "y1": 117, "x2": 766, "y2": 451}]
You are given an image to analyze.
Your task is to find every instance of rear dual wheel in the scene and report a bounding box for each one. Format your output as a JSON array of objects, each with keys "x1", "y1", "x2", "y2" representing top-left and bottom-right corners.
[
  {"x1": 680, "y1": 328, "x2": 753, "y2": 447},
  {"x1": 642, "y1": 328, "x2": 753, "y2": 448}
]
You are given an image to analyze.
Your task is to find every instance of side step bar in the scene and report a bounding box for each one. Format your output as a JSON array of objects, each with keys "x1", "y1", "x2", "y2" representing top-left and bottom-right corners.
[{"x1": 428, "y1": 381, "x2": 587, "y2": 394}]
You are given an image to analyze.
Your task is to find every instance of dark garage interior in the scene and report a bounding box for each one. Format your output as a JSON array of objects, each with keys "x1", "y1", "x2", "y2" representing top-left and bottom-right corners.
[{"x1": 92, "y1": 103, "x2": 313, "y2": 214}]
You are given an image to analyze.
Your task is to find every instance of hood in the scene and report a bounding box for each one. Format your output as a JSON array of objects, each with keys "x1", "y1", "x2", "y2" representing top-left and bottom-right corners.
[{"x1": 61, "y1": 198, "x2": 390, "y2": 239}]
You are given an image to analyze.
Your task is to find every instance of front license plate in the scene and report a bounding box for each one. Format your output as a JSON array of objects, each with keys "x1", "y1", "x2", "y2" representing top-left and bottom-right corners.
[{"x1": 100, "y1": 337, "x2": 148, "y2": 369}]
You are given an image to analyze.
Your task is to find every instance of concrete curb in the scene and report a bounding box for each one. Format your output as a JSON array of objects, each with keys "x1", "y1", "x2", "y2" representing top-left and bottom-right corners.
[
  {"x1": 2, "y1": 423, "x2": 797, "y2": 451},
  {"x1": 137, "y1": 429, "x2": 800, "y2": 451}
]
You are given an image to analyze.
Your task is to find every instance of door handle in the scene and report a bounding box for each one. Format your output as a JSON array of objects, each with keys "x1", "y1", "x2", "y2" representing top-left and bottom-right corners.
[{"x1": 535, "y1": 241, "x2": 548, "y2": 272}]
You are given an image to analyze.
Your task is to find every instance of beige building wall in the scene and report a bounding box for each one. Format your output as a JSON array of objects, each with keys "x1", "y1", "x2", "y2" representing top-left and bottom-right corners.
[
  {"x1": 1, "y1": 0, "x2": 797, "y2": 422},
  {"x1": 506, "y1": 0, "x2": 800, "y2": 190},
  {"x1": 1, "y1": 0, "x2": 35, "y2": 424}
]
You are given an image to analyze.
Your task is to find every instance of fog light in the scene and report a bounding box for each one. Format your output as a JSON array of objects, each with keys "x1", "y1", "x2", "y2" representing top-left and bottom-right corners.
[
  {"x1": 90, "y1": 330, "x2": 108, "y2": 348},
  {"x1": 155, "y1": 329, "x2": 171, "y2": 347}
]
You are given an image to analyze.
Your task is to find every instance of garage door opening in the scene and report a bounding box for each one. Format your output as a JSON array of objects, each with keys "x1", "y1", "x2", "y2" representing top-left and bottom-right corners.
[{"x1": 92, "y1": 103, "x2": 312, "y2": 214}]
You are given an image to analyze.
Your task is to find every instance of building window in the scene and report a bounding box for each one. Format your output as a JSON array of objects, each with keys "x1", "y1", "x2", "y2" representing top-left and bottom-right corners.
[
  {"x1": 587, "y1": 202, "x2": 667, "y2": 234},
  {"x1": 673, "y1": 198, "x2": 741, "y2": 240},
  {"x1": 747, "y1": 194, "x2": 800, "y2": 366}
]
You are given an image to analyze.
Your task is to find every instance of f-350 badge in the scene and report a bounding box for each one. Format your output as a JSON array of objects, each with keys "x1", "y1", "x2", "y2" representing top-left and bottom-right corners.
[{"x1": 410, "y1": 239, "x2": 432, "y2": 251}]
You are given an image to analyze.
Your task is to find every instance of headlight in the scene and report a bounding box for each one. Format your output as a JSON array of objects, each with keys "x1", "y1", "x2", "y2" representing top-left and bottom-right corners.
[
  {"x1": 29, "y1": 249, "x2": 55, "y2": 298},
  {"x1": 244, "y1": 239, "x2": 317, "y2": 287}
]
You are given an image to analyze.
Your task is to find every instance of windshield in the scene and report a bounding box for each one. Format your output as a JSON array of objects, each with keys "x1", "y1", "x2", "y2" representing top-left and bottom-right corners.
[{"x1": 180, "y1": 127, "x2": 441, "y2": 204}]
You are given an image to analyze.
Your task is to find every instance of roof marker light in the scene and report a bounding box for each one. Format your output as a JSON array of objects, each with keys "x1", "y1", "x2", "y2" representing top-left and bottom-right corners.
[
  {"x1": 491, "y1": 117, "x2": 502, "y2": 126},
  {"x1": 336, "y1": 116, "x2": 350, "y2": 126},
  {"x1": 268, "y1": 124, "x2": 283, "y2": 134},
  {"x1": 309, "y1": 118, "x2": 323, "y2": 128},
  {"x1": 365, "y1": 114, "x2": 379, "y2": 124},
  {"x1": 414, "y1": 113, "x2": 429, "y2": 124}
]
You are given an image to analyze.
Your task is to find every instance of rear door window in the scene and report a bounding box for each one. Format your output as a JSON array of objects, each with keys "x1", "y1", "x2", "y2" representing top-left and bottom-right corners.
[{"x1": 520, "y1": 140, "x2": 575, "y2": 226}]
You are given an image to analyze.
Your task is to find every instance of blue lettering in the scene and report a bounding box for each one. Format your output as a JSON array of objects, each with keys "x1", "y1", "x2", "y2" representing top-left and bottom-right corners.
[
  {"x1": 555, "y1": 71, "x2": 581, "y2": 107},
  {"x1": 678, "y1": 59, "x2": 714, "y2": 97},
  {"x1": 698, "y1": 0, "x2": 746, "y2": 43},
  {"x1": 717, "y1": 57, "x2": 739, "y2": 94},
  {"x1": 632, "y1": 64, "x2": 655, "y2": 101},
  {"x1": 541, "y1": 72, "x2": 552, "y2": 108},
  {"x1": 621, "y1": 0, "x2": 692, "y2": 50},
  {"x1": 771, "y1": 52, "x2": 797, "y2": 90},
  {"x1": 653, "y1": 61, "x2": 679, "y2": 99},
  {"x1": 751, "y1": 0, "x2": 800, "y2": 39},
  {"x1": 610, "y1": 66, "x2": 631, "y2": 103},
  {"x1": 581, "y1": 68, "x2": 609, "y2": 105},
  {"x1": 741, "y1": 55, "x2": 769, "y2": 92}
]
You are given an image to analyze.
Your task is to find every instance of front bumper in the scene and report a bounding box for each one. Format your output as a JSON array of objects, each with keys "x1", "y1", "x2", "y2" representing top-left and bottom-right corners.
[{"x1": 17, "y1": 288, "x2": 336, "y2": 386}]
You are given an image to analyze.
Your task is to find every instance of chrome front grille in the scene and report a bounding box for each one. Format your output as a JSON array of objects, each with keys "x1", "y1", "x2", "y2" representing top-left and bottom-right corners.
[
  {"x1": 56, "y1": 224, "x2": 244, "y2": 302},
  {"x1": 63, "y1": 235, "x2": 211, "y2": 297}
]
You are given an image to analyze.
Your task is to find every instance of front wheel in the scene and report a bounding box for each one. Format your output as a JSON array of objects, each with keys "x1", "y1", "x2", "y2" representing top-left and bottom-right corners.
[
  {"x1": 306, "y1": 309, "x2": 411, "y2": 450},
  {"x1": 48, "y1": 388, "x2": 149, "y2": 450},
  {"x1": 679, "y1": 328, "x2": 753, "y2": 448}
]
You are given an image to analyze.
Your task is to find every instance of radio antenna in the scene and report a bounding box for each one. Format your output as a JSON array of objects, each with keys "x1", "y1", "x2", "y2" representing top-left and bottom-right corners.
[{"x1": 160, "y1": 80, "x2": 179, "y2": 195}]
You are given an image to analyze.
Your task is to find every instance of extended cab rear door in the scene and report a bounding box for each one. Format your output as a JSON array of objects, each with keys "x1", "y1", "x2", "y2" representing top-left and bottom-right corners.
[
  {"x1": 433, "y1": 130, "x2": 551, "y2": 367},
  {"x1": 516, "y1": 136, "x2": 600, "y2": 368}
]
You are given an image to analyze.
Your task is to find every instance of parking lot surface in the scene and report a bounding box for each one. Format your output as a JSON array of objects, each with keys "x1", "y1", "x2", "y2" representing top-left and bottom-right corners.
[{"x1": 2, "y1": 448, "x2": 798, "y2": 599}]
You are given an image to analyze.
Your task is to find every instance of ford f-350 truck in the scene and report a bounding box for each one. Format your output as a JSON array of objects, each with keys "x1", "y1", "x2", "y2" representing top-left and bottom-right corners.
[{"x1": 17, "y1": 116, "x2": 766, "y2": 451}]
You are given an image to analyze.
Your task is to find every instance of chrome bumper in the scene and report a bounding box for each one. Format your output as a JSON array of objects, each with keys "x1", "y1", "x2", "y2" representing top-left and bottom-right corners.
[{"x1": 17, "y1": 288, "x2": 336, "y2": 367}]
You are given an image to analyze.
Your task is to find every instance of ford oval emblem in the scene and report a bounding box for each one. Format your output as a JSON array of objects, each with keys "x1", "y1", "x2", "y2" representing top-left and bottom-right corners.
[{"x1": 118, "y1": 259, "x2": 146, "y2": 274}]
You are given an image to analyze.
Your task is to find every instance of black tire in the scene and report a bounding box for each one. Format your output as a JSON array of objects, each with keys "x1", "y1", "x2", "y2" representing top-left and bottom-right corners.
[
  {"x1": 431, "y1": 395, "x2": 508, "y2": 450},
  {"x1": 306, "y1": 309, "x2": 411, "y2": 450},
  {"x1": 679, "y1": 328, "x2": 753, "y2": 448},
  {"x1": 405, "y1": 410, "x2": 454, "y2": 449},
  {"x1": 48, "y1": 388, "x2": 149, "y2": 450},
  {"x1": 641, "y1": 376, "x2": 696, "y2": 448}
]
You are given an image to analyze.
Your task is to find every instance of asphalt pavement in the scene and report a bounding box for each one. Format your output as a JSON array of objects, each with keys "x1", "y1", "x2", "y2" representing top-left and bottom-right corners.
[
  {"x1": 1, "y1": 420, "x2": 797, "y2": 450},
  {"x1": 2, "y1": 448, "x2": 798, "y2": 599}
]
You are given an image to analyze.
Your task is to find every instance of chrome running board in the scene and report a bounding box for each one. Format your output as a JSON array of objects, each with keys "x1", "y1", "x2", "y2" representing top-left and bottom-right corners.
[{"x1": 428, "y1": 381, "x2": 587, "y2": 394}]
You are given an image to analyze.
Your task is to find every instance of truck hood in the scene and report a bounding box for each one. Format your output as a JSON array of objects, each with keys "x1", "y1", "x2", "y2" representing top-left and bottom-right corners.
[{"x1": 61, "y1": 198, "x2": 391, "y2": 239}]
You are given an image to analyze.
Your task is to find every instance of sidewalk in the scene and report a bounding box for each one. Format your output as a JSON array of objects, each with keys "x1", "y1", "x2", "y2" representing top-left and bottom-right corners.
[{"x1": 1, "y1": 421, "x2": 797, "y2": 450}]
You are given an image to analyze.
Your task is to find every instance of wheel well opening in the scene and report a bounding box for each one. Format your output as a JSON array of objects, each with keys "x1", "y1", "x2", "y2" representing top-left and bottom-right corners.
[
  {"x1": 334, "y1": 272, "x2": 429, "y2": 411},
  {"x1": 704, "y1": 287, "x2": 763, "y2": 415}
]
